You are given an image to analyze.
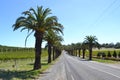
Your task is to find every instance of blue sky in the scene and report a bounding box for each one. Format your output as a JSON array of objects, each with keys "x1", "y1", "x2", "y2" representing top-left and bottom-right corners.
[{"x1": 0, "y1": 0, "x2": 120, "y2": 47}]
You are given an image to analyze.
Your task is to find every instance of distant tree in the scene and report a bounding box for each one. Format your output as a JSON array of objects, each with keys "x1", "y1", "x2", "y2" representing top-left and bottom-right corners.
[
  {"x1": 115, "y1": 42, "x2": 120, "y2": 48},
  {"x1": 0, "y1": 48, "x2": 1, "y2": 52},
  {"x1": 108, "y1": 43, "x2": 114, "y2": 48},
  {"x1": 113, "y1": 50, "x2": 117, "y2": 58},
  {"x1": 84, "y1": 35, "x2": 98, "y2": 60},
  {"x1": 118, "y1": 52, "x2": 120, "y2": 58},
  {"x1": 107, "y1": 51, "x2": 111, "y2": 57},
  {"x1": 71, "y1": 43, "x2": 76, "y2": 56},
  {"x1": 44, "y1": 30, "x2": 63, "y2": 63},
  {"x1": 102, "y1": 52, "x2": 106, "y2": 58},
  {"x1": 81, "y1": 43, "x2": 87, "y2": 59},
  {"x1": 97, "y1": 52, "x2": 101, "y2": 58},
  {"x1": 76, "y1": 43, "x2": 82, "y2": 57},
  {"x1": 101, "y1": 43, "x2": 114, "y2": 48}
]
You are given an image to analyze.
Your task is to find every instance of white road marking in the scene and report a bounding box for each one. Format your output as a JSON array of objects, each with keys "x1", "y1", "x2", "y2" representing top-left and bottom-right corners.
[
  {"x1": 71, "y1": 74, "x2": 75, "y2": 80},
  {"x1": 87, "y1": 65, "x2": 120, "y2": 79},
  {"x1": 65, "y1": 53, "x2": 120, "y2": 79},
  {"x1": 73, "y1": 57, "x2": 120, "y2": 79}
]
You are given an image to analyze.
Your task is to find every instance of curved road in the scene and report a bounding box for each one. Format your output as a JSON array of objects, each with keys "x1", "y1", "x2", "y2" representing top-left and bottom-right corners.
[{"x1": 39, "y1": 51, "x2": 120, "y2": 80}]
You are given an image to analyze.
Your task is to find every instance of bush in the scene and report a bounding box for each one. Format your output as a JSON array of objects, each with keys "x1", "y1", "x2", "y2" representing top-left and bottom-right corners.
[
  {"x1": 97, "y1": 52, "x2": 101, "y2": 58},
  {"x1": 118, "y1": 52, "x2": 120, "y2": 58},
  {"x1": 113, "y1": 50, "x2": 117, "y2": 58},
  {"x1": 102, "y1": 52, "x2": 106, "y2": 58},
  {"x1": 107, "y1": 51, "x2": 111, "y2": 57}
]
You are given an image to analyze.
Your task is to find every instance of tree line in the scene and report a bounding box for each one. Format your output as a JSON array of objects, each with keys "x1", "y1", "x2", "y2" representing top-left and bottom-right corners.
[
  {"x1": 62, "y1": 36, "x2": 120, "y2": 61},
  {"x1": 63, "y1": 35, "x2": 99, "y2": 60},
  {"x1": 101, "y1": 42, "x2": 120, "y2": 48}
]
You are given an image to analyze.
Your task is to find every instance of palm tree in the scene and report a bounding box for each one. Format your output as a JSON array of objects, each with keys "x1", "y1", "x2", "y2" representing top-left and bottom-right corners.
[
  {"x1": 44, "y1": 30, "x2": 63, "y2": 63},
  {"x1": 76, "y1": 43, "x2": 82, "y2": 57},
  {"x1": 84, "y1": 36, "x2": 98, "y2": 60},
  {"x1": 52, "y1": 36, "x2": 63, "y2": 60},
  {"x1": 71, "y1": 43, "x2": 76, "y2": 56},
  {"x1": 13, "y1": 6, "x2": 63, "y2": 70},
  {"x1": 54, "y1": 41, "x2": 63, "y2": 58},
  {"x1": 81, "y1": 43, "x2": 87, "y2": 59}
]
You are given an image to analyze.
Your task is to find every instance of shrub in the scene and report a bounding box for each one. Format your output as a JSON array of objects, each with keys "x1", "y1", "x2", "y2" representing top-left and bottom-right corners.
[
  {"x1": 118, "y1": 52, "x2": 120, "y2": 58},
  {"x1": 97, "y1": 52, "x2": 101, "y2": 58},
  {"x1": 102, "y1": 52, "x2": 106, "y2": 58},
  {"x1": 113, "y1": 50, "x2": 117, "y2": 58},
  {"x1": 107, "y1": 51, "x2": 111, "y2": 57}
]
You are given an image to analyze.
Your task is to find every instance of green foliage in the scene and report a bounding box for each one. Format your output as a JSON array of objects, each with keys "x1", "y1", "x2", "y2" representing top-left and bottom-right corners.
[
  {"x1": 0, "y1": 51, "x2": 34, "y2": 60},
  {"x1": 118, "y1": 52, "x2": 120, "y2": 58},
  {"x1": 93, "y1": 50, "x2": 120, "y2": 62},
  {"x1": 107, "y1": 51, "x2": 111, "y2": 57},
  {"x1": 0, "y1": 49, "x2": 47, "y2": 60},
  {"x1": 97, "y1": 52, "x2": 101, "y2": 58},
  {"x1": 102, "y1": 52, "x2": 106, "y2": 58},
  {"x1": 113, "y1": 50, "x2": 117, "y2": 58},
  {"x1": 0, "y1": 49, "x2": 48, "y2": 80}
]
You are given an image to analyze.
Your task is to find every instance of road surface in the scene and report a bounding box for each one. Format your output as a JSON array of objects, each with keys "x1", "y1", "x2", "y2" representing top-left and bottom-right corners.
[{"x1": 39, "y1": 51, "x2": 120, "y2": 80}]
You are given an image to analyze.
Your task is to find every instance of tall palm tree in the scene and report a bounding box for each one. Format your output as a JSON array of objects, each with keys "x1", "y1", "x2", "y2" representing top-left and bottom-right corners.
[
  {"x1": 71, "y1": 43, "x2": 76, "y2": 56},
  {"x1": 52, "y1": 35, "x2": 63, "y2": 60},
  {"x1": 76, "y1": 43, "x2": 82, "y2": 57},
  {"x1": 54, "y1": 41, "x2": 63, "y2": 58},
  {"x1": 44, "y1": 30, "x2": 63, "y2": 63},
  {"x1": 13, "y1": 6, "x2": 63, "y2": 70},
  {"x1": 84, "y1": 36, "x2": 98, "y2": 60},
  {"x1": 81, "y1": 43, "x2": 87, "y2": 59}
]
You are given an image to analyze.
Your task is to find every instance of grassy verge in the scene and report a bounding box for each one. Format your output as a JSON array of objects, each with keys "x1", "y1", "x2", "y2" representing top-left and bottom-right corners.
[
  {"x1": 92, "y1": 58, "x2": 118, "y2": 63},
  {"x1": 0, "y1": 58, "x2": 48, "y2": 80},
  {"x1": 0, "y1": 50, "x2": 60, "y2": 80}
]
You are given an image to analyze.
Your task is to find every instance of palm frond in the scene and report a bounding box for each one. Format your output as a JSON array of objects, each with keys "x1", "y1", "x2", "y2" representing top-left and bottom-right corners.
[{"x1": 25, "y1": 30, "x2": 34, "y2": 47}]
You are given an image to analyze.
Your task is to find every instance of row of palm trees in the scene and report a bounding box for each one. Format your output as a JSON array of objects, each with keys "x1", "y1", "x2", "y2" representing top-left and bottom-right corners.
[
  {"x1": 13, "y1": 6, "x2": 64, "y2": 70},
  {"x1": 63, "y1": 36, "x2": 99, "y2": 60}
]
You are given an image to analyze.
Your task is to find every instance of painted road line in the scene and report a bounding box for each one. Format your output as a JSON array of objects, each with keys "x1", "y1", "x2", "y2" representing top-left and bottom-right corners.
[{"x1": 71, "y1": 74, "x2": 75, "y2": 80}]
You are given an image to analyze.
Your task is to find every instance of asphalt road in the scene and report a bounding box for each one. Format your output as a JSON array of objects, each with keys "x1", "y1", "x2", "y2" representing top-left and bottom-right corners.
[{"x1": 39, "y1": 51, "x2": 120, "y2": 80}]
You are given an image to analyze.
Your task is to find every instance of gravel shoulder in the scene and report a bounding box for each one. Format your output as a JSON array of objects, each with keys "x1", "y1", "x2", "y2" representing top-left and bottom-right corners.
[{"x1": 38, "y1": 51, "x2": 67, "y2": 80}]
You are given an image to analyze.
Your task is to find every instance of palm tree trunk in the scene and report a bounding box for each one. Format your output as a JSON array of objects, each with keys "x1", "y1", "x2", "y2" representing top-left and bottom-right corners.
[
  {"x1": 79, "y1": 49, "x2": 81, "y2": 57},
  {"x1": 53, "y1": 47, "x2": 55, "y2": 60},
  {"x1": 34, "y1": 32, "x2": 43, "y2": 70},
  {"x1": 83, "y1": 49, "x2": 85, "y2": 59},
  {"x1": 89, "y1": 47, "x2": 92, "y2": 60},
  {"x1": 48, "y1": 42, "x2": 52, "y2": 63},
  {"x1": 75, "y1": 49, "x2": 77, "y2": 56}
]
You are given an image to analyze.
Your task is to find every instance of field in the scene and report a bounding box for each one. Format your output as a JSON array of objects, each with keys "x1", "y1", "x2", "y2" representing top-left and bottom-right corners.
[
  {"x1": 82, "y1": 48, "x2": 120, "y2": 57},
  {"x1": 81, "y1": 48, "x2": 120, "y2": 63},
  {"x1": 0, "y1": 49, "x2": 51, "y2": 80}
]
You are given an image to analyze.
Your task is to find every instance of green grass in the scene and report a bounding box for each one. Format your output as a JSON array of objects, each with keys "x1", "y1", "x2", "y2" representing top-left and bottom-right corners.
[
  {"x1": 0, "y1": 51, "x2": 34, "y2": 60},
  {"x1": 81, "y1": 49, "x2": 120, "y2": 57},
  {"x1": 0, "y1": 50, "x2": 47, "y2": 60},
  {"x1": 80, "y1": 49, "x2": 120, "y2": 63},
  {"x1": 0, "y1": 49, "x2": 53, "y2": 80},
  {"x1": 0, "y1": 57, "x2": 58, "y2": 80},
  {"x1": 92, "y1": 58, "x2": 117, "y2": 63}
]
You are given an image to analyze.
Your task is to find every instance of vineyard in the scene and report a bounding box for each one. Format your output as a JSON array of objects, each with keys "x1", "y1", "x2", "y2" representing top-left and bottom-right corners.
[
  {"x1": 0, "y1": 45, "x2": 49, "y2": 79},
  {"x1": 0, "y1": 45, "x2": 34, "y2": 60}
]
